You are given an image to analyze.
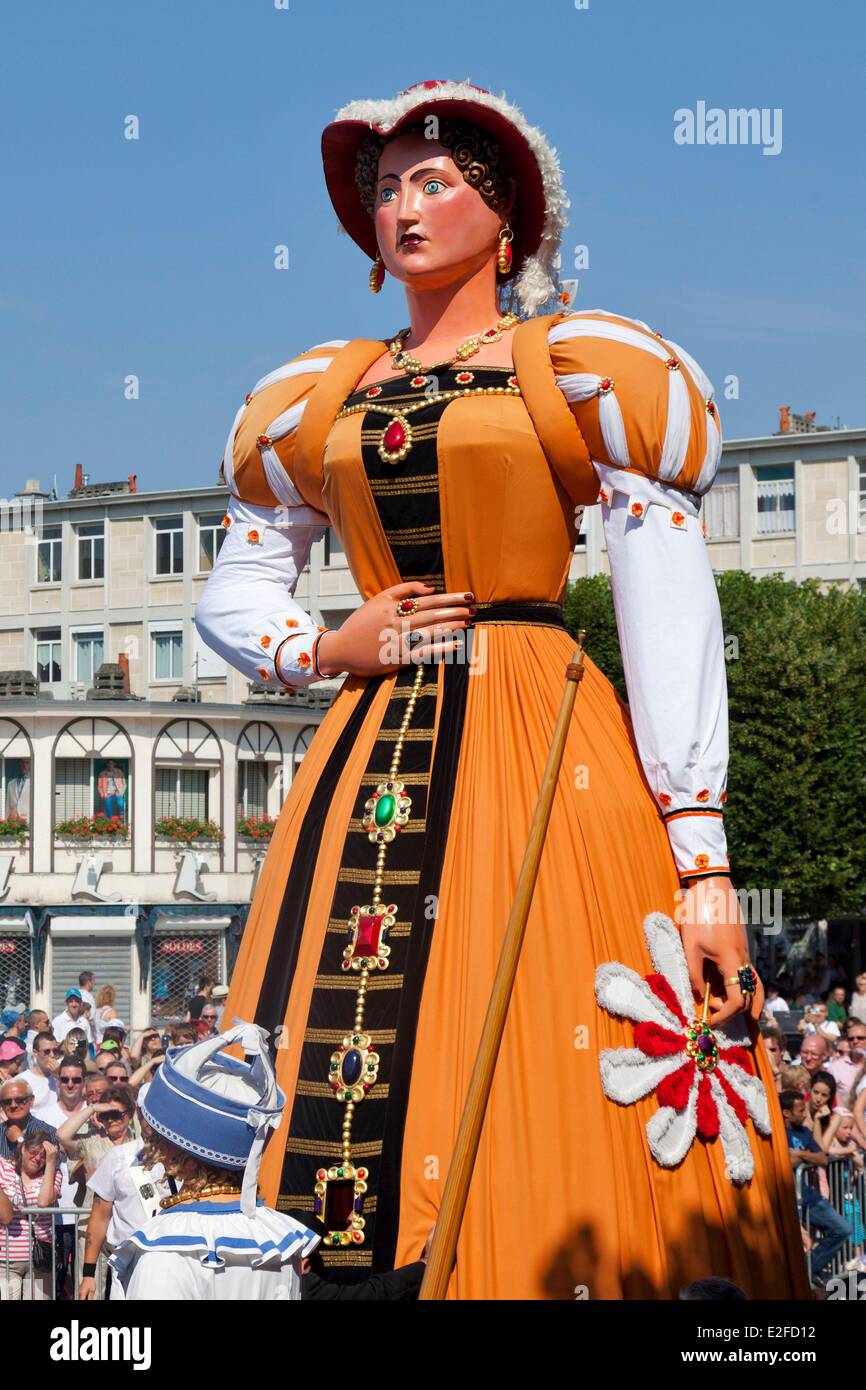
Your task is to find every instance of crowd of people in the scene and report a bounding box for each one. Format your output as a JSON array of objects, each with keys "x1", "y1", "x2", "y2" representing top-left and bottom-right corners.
[
  {"x1": 0, "y1": 971, "x2": 229, "y2": 1299},
  {"x1": 759, "y1": 964, "x2": 866, "y2": 1289},
  {"x1": 1, "y1": 955, "x2": 865, "y2": 1300}
]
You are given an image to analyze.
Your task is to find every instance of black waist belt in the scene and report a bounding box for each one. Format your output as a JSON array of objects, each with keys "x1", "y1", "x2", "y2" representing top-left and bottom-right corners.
[{"x1": 470, "y1": 600, "x2": 566, "y2": 627}]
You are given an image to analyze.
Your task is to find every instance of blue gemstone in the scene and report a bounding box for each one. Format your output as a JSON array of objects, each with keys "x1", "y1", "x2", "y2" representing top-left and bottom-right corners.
[{"x1": 341, "y1": 1049, "x2": 363, "y2": 1085}]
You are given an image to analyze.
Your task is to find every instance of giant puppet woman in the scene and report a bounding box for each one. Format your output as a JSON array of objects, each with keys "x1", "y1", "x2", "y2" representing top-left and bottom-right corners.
[{"x1": 196, "y1": 81, "x2": 808, "y2": 1300}]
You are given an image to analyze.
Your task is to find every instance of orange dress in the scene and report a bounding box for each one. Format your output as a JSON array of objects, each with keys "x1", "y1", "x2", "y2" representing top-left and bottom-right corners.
[{"x1": 215, "y1": 316, "x2": 810, "y2": 1299}]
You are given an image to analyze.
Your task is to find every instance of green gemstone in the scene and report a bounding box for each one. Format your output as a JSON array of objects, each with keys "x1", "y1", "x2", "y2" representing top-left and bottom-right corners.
[
  {"x1": 374, "y1": 793, "x2": 396, "y2": 827},
  {"x1": 331, "y1": 1234, "x2": 340, "y2": 1245},
  {"x1": 330, "y1": 1062, "x2": 338, "y2": 1071},
  {"x1": 344, "y1": 1091, "x2": 352, "y2": 1100},
  {"x1": 352, "y1": 1035, "x2": 360, "y2": 1044},
  {"x1": 366, "y1": 1063, "x2": 375, "y2": 1071},
  {"x1": 337, "y1": 1168, "x2": 344, "y2": 1177}
]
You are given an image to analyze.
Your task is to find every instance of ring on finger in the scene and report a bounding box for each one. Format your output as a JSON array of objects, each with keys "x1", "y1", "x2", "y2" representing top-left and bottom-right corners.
[{"x1": 396, "y1": 597, "x2": 420, "y2": 619}]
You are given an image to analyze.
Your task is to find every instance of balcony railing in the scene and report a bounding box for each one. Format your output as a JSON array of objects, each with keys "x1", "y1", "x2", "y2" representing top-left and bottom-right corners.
[{"x1": 756, "y1": 477, "x2": 796, "y2": 535}]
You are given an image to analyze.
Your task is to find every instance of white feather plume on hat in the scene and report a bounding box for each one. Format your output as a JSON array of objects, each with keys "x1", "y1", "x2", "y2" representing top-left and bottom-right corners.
[{"x1": 330, "y1": 80, "x2": 570, "y2": 317}]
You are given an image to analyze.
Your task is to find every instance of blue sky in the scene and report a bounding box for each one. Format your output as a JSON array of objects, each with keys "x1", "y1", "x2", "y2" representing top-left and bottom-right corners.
[{"x1": 1, "y1": 0, "x2": 864, "y2": 496}]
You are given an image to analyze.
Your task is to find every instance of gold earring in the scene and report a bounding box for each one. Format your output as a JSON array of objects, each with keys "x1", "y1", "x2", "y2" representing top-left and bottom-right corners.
[
  {"x1": 497, "y1": 225, "x2": 514, "y2": 275},
  {"x1": 369, "y1": 252, "x2": 385, "y2": 294}
]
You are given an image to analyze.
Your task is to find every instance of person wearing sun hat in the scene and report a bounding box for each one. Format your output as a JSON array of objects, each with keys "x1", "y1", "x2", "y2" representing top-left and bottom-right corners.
[
  {"x1": 194, "y1": 78, "x2": 809, "y2": 1299},
  {"x1": 107, "y1": 1021, "x2": 319, "y2": 1300}
]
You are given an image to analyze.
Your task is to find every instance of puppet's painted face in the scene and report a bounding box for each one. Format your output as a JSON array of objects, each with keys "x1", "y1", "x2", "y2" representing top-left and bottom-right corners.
[{"x1": 374, "y1": 131, "x2": 509, "y2": 290}]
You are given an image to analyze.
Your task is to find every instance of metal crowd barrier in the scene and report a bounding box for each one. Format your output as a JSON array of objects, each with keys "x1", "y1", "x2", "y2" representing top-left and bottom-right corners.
[
  {"x1": 797, "y1": 1153, "x2": 866, "y2": 1281},
  {"x1": 0, "y1": 1205, "x2": 110, "y2": 1301}
]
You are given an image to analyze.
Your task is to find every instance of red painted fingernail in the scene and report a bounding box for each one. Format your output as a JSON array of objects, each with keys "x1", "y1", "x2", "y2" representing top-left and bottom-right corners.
[{"x1": 464, "y1": 593, "x2": 475, "y2": 601}]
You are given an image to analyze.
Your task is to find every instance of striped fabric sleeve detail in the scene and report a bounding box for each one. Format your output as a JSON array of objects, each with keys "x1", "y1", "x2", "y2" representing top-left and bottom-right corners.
[
  {"x1": 222, "y1": 342, "x2": 348, "y2": 508},
  {"x1": 549, "y1": 310, "x2": 721, "y2": 496}
]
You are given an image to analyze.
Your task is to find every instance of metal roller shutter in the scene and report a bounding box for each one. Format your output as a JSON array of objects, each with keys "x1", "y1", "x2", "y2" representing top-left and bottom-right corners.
[
  {"x1": 0, "y1": 934, "x2": 31, "y2": 1011},
  {"x1": 50, "y1": 935, "x2": 134, "y2": 1026}
]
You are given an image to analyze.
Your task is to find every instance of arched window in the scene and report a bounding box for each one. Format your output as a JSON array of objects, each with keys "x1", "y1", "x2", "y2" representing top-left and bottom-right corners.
[
  {"x1": 236, "y1": 722, "x2": 282, "y2": 819},
  {"x1": 0, "y1": 719, "x2": 33, "y2": 830},
  {"x1": 53, "y1": 718, "x2": 133, "y2": 832},
  {"x1": 153, "y1": 719, "x2": 222, "y2": 827}
]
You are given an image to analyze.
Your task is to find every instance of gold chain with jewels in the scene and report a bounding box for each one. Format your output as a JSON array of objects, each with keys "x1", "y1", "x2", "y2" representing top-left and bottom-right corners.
[
  {"x1": 389, "y1": 311, "x2": 519, "y2": 375},
  {"x1": 335, "y1": 378, "x2": 521, "y2": 465},
  {"x1": 314, "y1": 661, "x2": 427, "y2": 1249},
  {"x1": 159, "y1": 1184, "x2": 242, "y2": 1210}
]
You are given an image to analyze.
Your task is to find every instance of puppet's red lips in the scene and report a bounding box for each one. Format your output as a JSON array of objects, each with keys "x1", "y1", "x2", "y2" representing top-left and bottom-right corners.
[{"x1": 399, "y1": 233, "x2": 425, "y2": 247}]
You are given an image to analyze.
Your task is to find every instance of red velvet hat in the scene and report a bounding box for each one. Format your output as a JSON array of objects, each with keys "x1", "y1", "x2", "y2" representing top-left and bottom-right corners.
[{"x1": 321, "y1": 80, "x2": 569, "y2": 315}]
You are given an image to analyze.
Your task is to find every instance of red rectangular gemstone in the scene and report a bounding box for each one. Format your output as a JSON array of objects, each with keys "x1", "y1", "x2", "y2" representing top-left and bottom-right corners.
[{"x1": 353, "y1": 913, "x2": 383, "y2": 956}]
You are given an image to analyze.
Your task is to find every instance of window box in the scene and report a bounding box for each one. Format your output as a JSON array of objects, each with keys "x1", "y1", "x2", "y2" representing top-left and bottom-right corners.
[
  {"x1": 0, "y1": 815, "x2": 29, "y2": 843},
  {"x1": 237, "y1": 813, "x2": 276, "y2": 842},
  {"x1": 154, "y1": 817, "x2": 223, "y2": 844},
  {"x1": 54, "y1": 814, "x2": 130, "y2": 840}
]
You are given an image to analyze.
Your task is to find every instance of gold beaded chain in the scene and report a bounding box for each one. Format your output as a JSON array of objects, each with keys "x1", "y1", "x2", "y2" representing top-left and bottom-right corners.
[
  {"x1": 315, "y1": 661, "x2": 427, "y2": 1249},
  {"x1": 389, "y1": 312, "x2": 519, "y2": 375},
  {"x1": 159, "y1": 1184, "x2": 242, "y2": 1211}
]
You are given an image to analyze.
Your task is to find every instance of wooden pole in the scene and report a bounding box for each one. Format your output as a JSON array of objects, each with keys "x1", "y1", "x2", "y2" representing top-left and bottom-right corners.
[{"x1": 418, "y1": 634, "x2": 588, "y2": 1300}]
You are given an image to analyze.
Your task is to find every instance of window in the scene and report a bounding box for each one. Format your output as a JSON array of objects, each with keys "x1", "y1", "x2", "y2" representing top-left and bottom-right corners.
[
  {"x1": 35, "y1": 628, "x2": 62, "y2": 684},
  {"x1": 237, "y1": 761, "x2": 268, "y2": 818},
  {"x1": 55, "y1": 758, "x2": 90, "y2": 821},
  {"x1": 151, "y1": 930, "x2": 222, "y2": 1023},
  {"x1": 755, "y1": 464, "x2": 796, "y2": 535},
  {"x1": 73, "y1": 632, "x2": 104, "y2": 683},
  {"x1": 152, "y1": 630, "x2": 183, "y2": 681},
  {"x1": 36, "y1": 525, "x2": 62, "y2": 583},
  {"x1": 197, "y1": 513, "x2": 226, "y2": 572},
  {"x1": 858, "y1": 459, "x2": 866, "y2": 531},
  {"x1": 55, "y1": 756, "x2": 130, "y2": 823},
  {"x1": 323, "y1": 528, "x2": 344, "y2": 566},
  {"x1": 155, "y1": 767, "x2": 209, "y2": 820},
  {"x1": 77, "y1": 522, "x2": 104, "y2": 580},
  {"x1": 2, "y1": 757, "x2": 31, "y2": 820},
  {"x1": 155, "y1": 516, "x2": 183, "y2": 575},
  {"x1": 702, "y1": 467, "x2": 740, "y2": 540}
]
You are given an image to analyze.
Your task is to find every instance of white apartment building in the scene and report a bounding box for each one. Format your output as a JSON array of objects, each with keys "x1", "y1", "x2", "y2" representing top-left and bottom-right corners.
[
  {"x1": 0, "y1": 475, "x2": 355, "y2": 1029},
  {"x1": 0, "y1": 422, "x2": 862, "y2": 1026}
]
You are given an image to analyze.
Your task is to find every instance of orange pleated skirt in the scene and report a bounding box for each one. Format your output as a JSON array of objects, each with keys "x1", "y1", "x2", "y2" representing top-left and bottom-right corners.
[{"x1": 225, "y1": 621, "x2": 809, "y2": 1300}]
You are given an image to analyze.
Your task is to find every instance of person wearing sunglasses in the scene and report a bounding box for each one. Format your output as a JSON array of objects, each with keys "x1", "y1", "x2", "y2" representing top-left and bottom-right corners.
[
  {"x1": 194, "y1": 1008, "x2": 219, "y2": 1040},
  {"x1": 0, "y1": 1079, "x2": 58, "y2": 1159},
  {"x1": 30, "y1": 1058, "x2": 88, "y2": 1297},
  {"x1": 18, "y1": 1033, "x2": 62, "y2": 1108},
  {"x1": 0, "y1": 1128, "x2": 62, "y2": 1301},
  {"x1": 79, "y1": 1084, "x2": 170, "y2": 1301},
  {"x1": 826, "y1": 1022, "x2": 866, "y2": 1107}
]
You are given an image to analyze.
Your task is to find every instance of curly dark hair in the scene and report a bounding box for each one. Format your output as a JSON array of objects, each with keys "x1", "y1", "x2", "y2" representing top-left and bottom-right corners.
[{"x1": 355, "y1": 117, "x2": 516, "y2": 227}]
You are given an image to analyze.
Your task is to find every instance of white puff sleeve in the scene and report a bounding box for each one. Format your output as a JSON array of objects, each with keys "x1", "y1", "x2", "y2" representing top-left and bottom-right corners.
[
  {"x1": 193, "y1": 495, "x2": 331, "y2": 690},
  {"x1": 600, "y1": 482, "x2": 730, "y2": 881}
]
